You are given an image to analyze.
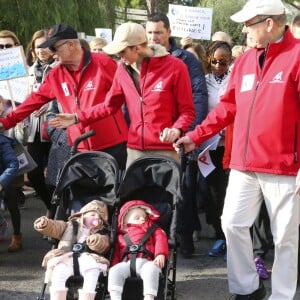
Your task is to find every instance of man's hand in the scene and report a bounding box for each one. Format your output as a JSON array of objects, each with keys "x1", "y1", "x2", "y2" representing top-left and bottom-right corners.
[
  {"x1": 173, "y1": 136, "x2": 196, "y2": 154},
  {"x1": 160, "y1": 128, "x2": 181, "y2": 143},
  {"x1": 49, "y1": 113, "x2": 77, "y2": 128}
]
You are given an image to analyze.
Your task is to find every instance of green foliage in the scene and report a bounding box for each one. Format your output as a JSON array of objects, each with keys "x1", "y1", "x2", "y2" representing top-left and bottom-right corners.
[
  {"x1": 0, "y1": 0, "x2": 116, "y2": 46},
  {"x1": 198, "y1": 0, "x2": 245, "y2": 45},
  {"x1": 1, "y1": 0, "x2": 298, "y2": 48}
]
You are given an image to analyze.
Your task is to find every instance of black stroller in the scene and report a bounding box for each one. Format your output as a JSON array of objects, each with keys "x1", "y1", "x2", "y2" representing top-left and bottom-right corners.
[
  {"x1": 37, "y1": 131, "x2": 121, "y2": 300},
  {"x1": 110, "y1": 155, "x2": 182, "y2": 300}
]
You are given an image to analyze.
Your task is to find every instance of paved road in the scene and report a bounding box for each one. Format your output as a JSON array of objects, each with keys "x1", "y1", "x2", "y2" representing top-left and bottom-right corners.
[{"x1": 0, "y1": 194, "x2": 300, "y2": 299}]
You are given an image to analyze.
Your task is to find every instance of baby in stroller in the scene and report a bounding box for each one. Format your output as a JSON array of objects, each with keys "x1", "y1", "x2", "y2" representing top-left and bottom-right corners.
[
  {"x1": 108, "y1": 200, "x2": 169, "y2": 300},
  {"x1": 34, "y1": 199, "x2": 110, "y2": 300}
]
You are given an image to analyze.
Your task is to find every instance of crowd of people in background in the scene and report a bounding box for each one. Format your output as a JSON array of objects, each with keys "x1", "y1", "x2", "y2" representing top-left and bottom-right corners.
[{"x1": 0, "y1": 1, "x2": 300, "y2": 299}]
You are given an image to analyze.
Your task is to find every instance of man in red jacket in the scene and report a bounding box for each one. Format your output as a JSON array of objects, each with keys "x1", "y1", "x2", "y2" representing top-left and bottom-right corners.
[
  {"x1": 175, "y1": 0, "x2": 300, "y2": 299},
  {"x1": 0, "y1": 24, "x2": 128, "y2": 170},
  {"x1": 49, "y1": 22, "x2": 195, "y2": 168}
]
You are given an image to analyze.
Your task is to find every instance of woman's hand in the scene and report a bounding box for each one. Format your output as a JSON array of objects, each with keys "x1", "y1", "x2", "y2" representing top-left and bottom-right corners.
[
  {"x1": 160, "y1": 128, "x2": 181, "y2": 143},
  {"x1": 49, "y1": 113, "x2": 77, "y2": 128}
]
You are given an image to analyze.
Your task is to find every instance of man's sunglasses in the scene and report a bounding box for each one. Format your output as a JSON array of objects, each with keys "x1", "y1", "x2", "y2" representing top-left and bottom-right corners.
[
  {"x1": 0, "y1": 44, "x2": 14, "y2": 49},
  {"x1": 211, "y1": 60, "x2": 228, "y2": 67},
  {"x1": 49, "y1": 40, "x2": 69, "y2": 53}
]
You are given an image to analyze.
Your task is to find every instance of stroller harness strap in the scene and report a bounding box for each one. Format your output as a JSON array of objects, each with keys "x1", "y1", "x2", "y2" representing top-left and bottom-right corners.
[
  {"x1": 71, "y1": 220, "x2": 99, "y2": 277},
  {"x1": 123, "y1": 223, "x2": 158, "y2": 277}
]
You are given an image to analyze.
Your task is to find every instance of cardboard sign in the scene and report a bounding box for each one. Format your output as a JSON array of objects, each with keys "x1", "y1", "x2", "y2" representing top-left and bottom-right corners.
[{"x1": 168, "y1": 4, "x2": 213, "y2": 40}]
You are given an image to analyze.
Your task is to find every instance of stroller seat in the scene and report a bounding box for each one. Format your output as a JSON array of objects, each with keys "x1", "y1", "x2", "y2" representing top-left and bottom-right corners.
[{"x1": 111, "y1": 155, "x2": 182, "y2": 300}]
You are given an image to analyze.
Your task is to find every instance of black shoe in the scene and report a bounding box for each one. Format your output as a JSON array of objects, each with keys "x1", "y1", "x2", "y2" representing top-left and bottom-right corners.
[
  {"x1": 179, "y1": 234, "x2": 195, "y2": 259},
  {"x1": 234, "y1": 280, "x2": 266, "y2": 299}
]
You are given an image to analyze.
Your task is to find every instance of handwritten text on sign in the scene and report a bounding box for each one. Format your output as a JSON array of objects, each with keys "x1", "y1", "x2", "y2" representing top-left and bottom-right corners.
[
  {"x1": 0, "y1": 46, "x2": 28, "y2": 81},
  {"x1": 168, "y1": 4, "x2": 213, "y2": 40}
]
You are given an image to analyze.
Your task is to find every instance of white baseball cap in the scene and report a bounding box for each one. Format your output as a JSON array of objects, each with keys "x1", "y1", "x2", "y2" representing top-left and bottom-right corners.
[
  {"x1": 103, "y1": 22, "x2": 147, "y2": 55},
  {"x1": 230, "y1": 0, "x2": 285, "y2": 23}
]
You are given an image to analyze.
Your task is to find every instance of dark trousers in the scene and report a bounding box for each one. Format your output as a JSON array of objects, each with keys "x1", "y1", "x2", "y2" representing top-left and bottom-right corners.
[
  {"x1": 204, "y1": 147, "x2": 228, "y2": 240},
  {"x1": 27, "y1": 135, "x2": 52, "y2": 210},
  {"x1": 4, "y1": 183, "x2": 22, "y2": 235},
  {"x1": 251, "y1": 200, "x2": 273, "y2": 259},
  {"x1": 178, "y1": 157, "x2": 201, "y2": 237}
]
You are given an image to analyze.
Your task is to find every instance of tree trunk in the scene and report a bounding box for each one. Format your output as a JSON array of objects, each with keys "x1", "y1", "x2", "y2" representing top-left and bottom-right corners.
[{"x1": 146, "y1": 0, "x2": 157, "y2": 14}]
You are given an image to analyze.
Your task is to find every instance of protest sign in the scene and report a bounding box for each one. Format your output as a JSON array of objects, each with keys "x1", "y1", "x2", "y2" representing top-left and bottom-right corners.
[
  {"x1": 0, "y1": 46, "x2": 29, "y2": 103},
  {"x1": 95, "y1": 28, "x2": 112, "y2": 43},
  {"x1": 168, "y1": 4, "x2": 213, "y2": 40},
  {"x1": 0, "y1": 46, "x2": 28, "y2": 81}
]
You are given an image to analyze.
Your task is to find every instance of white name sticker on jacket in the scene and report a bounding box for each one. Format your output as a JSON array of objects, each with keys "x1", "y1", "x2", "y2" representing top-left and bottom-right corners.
[
  {"x1": 241, "y1": 74, "x2": 255, "y2": 92},
  {"x1": 61, "y1": 82, "x2": 70, "y2": 96}
]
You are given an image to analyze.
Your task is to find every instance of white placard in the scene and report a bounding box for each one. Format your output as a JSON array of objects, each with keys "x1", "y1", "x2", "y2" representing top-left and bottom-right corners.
[
  {"x1": 168, "y1": 4, "x2": 213, "y2": 40},
  {"x1": 0, "y1": 46, "x2": 28, "y2": 81},
  {"x1": 95, "y1": 28, "x2": 112, "y2": 43},
  {"x1": 0, "y1": 76, "x2": 30, "y2": 103}
]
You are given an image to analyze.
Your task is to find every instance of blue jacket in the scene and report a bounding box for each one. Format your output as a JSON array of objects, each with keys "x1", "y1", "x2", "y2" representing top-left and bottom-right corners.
[
  {"x1": 0, "y1": 135, "x2": 19, "y2": 188},
  {"x1": 169, "y1": 37, "x2": 208, "y2": 131}
]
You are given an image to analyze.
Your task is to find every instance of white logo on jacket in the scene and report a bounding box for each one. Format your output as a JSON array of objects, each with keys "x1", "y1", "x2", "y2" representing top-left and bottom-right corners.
[
  {"x1": 152, "y1": 81, "x2": 163, "y2": 92},
  {"x1": 269, "y1": 71, "x2": 283, "y2": 83},
  {"x1": 85, "y1": 80, "x2": 95, "y2": 90},
  {"x1": 61, "y1": 82, "x2": 70, "y2": 96}
]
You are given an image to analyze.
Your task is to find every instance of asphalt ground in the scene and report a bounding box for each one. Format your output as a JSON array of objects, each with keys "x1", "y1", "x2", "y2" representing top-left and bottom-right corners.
[{"x1": 0, "y1": 193, "x2": 300, "y2": 300}]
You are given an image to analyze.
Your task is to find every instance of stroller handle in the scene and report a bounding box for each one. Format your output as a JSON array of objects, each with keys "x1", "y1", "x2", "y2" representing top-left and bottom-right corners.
[{"x1": 70, "y1": 130, "x2": 96, "y2": 156}]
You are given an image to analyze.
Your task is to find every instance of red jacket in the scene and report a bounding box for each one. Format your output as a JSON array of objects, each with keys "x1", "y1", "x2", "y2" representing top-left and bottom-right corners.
[
  {"x1": 77, "y1": 45, "x2": 195, "y2": 151},
  {"x1": 0, "y1": 50, "x2": 128, "y2": 151},
  {"x1": 188, "y1": 28, "x2": 300, "y2": 175},
  {"x1": 111, "y1": 200, "x2": 169, "y2": 266}
]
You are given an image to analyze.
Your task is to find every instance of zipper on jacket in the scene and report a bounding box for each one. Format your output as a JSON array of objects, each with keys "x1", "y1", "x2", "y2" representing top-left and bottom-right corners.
[
  {"x1": 67, "y1": 49, "x2": 92, "y2": 150},
  {"x1": 140, "y1": 59, "x2": 149, "y2": 150},
  {"x1": 294, "y1": 122, "x2": 298, "y2": 163},
  {"x1": 243, "y1": 45, "x2": 269, "y2": 167}
]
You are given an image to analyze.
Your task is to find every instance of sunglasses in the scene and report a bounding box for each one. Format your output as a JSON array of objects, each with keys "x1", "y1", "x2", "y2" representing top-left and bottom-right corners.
[
  {"x1": 211, "y1": 60, "x2": 228, "y2": 67},
  {"x1": 49, "y1": 40, "x2": 69, "y2": 53},
  {"x1": 0, "y1": 44, "x2": 14, "y2": 49},
  {"x1": 244, "y1": 17, "x2": 270, "y2": 28}
]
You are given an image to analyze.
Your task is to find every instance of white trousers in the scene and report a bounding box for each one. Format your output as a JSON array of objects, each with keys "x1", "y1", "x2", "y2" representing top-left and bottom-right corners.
[
  {"x1": 221, "y1": 170, "x2": 299, "y2": 300},
  {"x1": 108, "y1": 258, "x2": 161, "y2": 297}
]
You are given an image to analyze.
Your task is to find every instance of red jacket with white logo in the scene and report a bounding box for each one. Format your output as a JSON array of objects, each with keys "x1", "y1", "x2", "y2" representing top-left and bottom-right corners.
[
  {"x1": 188, "y1": 28, "x2": 300, "y2": 175},
  {"x1": 0, "y1": 50, "x2": 128, "y2": 151},
  {"x1": 77, "y1": 45, "x2": 195, "y2": 150},
  {"x1": 111, "y1": 200, "x2": 169, "y2": 266}
]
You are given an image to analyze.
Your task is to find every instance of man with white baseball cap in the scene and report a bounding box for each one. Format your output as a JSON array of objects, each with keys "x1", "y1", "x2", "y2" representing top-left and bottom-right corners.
[{"x1": 175, "y1": 0, "x2": 300, "y2": 299}]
